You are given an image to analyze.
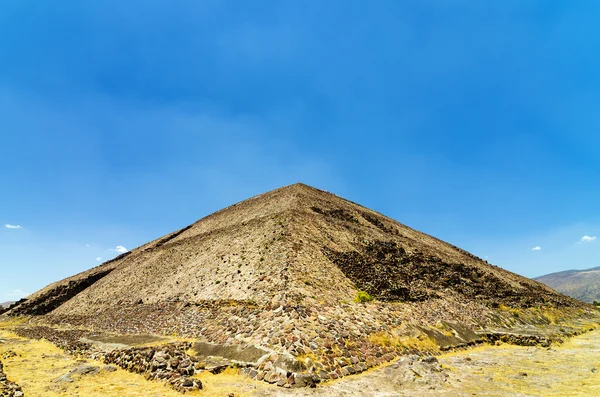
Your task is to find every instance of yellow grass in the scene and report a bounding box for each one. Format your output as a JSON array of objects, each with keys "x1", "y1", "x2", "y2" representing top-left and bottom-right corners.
[
  {"x1": 0, "y1": 324, "x2": 265, "y2": 397},
  {"x1": 441, "y1": 331, "x2": 600, "y2": 396},
  {"x1": 368, "y1": 331, "x2": 439, "y2": 353},
  {"x1": 434, "y1": 321, "x2": 455, "y2": 337},
  {"x1": 195, "y1": 367, "x2": 268, "y2": 397},
  {"x1": 0, "y1": 329, "x2": 187, "y2": 396}
]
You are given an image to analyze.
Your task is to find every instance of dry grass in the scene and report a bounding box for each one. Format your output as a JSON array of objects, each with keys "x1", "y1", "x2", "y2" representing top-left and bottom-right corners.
[
  {"x1": 0, "y1": 317, "x2": 27, "y2": 329},
  {"x1": 497, "y1": 304, "x2": 522, "y2": 318},
  {"x1": 0, "y1": 323, "x2": 264, "y2": 397},
  {"x1": 441, "y1": 330, "x2": 600, "y2": 396},
  {"x1": 434, "y1": 322, "x2": 455, "y2": 337},
  {"x1": 368, "y1": 331, "x2": 439, "y2": 354},
  {"x1": 195, "y1": 367, "x2": 268, "y2": 397},
  {"x1": 0, "y1": 329, "x2": 186, "y2": 396}
]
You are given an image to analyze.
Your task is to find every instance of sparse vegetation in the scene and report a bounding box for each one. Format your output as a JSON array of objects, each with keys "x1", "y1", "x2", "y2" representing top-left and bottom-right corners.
[
  {"x1": 354, "y1": 290, "x2": 374, "y2": 303},
  {"x1": 369, "y1": 331, "x2": 439, "y2": 353},
  {"x1": 435, "y1": 322, "x2": 455, "y2": 337},
  {"x1": 498, "y1": 304, "x2": 522, "y2": 318},
  {"x1": 0, "y1": 327, "x2": 191, "y2": 397}
]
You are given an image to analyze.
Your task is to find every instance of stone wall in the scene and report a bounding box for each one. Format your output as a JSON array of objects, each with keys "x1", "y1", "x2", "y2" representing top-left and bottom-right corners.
[
  {"x1": 0, "y1": 360, "x2": 23, "y2": 397},
  {"x1": 12, "y1": 327, "x2": 201, "y2": 393}
]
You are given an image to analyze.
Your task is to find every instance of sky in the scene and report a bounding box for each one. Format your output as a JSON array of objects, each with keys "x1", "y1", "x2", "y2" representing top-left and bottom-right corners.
[{"x1": 1, "y1": 1, "x2": 599, "y2": 300}]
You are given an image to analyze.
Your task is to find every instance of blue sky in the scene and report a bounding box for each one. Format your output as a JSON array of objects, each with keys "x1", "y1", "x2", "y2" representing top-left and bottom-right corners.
[{"x1": 1, "y1": 1, "x2": 599, "y2": 300}]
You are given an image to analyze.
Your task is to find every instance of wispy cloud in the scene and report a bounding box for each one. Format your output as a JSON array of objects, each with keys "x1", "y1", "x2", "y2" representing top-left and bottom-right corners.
[
  {"x1": 532, "y1": 246, "x2": 541, "y2": 251},
  {"x1": 3, "y1": 289, "x2": 28, "y2": 299},
  {"x1": 580, "y1": 235, "x2": 597, "y2": 243},
  {"x1": 96, "y1": 257, "x2": 102, "y2": 262},
  {"x1": 5, "y1": 224, "x2": 22, "y2": 229}
]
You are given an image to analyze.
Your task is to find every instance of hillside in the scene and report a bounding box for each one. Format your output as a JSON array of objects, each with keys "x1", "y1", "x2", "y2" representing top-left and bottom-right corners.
[
  {"x1": 2, "y1": 183, "x2": 589, "y2": 385},
  {"x1": 535, "y1": 267, "x2": 600, "y2": 303}
]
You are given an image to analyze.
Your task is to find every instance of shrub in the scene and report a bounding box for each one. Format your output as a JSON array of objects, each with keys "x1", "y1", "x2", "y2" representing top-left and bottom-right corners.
[{"x1": 354, "y1": 290, "x2": 374, "y2": 303}]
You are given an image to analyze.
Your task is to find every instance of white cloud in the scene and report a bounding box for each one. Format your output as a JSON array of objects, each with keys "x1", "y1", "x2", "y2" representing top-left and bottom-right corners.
[
  {"x1": 532, "y1": 246, "x2": 541, "y2": 251},
  {"x1": 3, "y1": 289, "x2": 28, "y2": 299},
  {"x1": 85, "y1": 244, "x2": 91, "y2": 247},
  {"x1": 115, "y1": 245, "x2": 128, "y2": 253},
  {"x1": 580, "y1": 235, "x2": 597, "y2": 243},
  {"x1": 96, "y1": 257, "x2": 102, "y2": 262},
  {"x1": 5, "y1": 224, "x2": 22, "y2": 229},
  {"x1": 108, "y1": 245, "x2": 128, "y2": 253}
]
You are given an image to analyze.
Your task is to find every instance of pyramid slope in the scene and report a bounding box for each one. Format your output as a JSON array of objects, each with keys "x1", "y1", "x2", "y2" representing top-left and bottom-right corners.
[{"x1": 8, "y1": 183, "x2": 576, "y2": 317}]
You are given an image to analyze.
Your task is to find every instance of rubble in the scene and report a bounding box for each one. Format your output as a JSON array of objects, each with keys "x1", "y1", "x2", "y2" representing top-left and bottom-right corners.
[{"x1": 0, "y1": 361, "x2": 23, "y2": 397}]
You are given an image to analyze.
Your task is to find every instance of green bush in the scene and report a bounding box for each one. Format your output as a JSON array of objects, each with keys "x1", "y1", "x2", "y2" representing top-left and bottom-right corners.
[{"x1": 354, "y1": 290, "x2": 374, "y2": 303}]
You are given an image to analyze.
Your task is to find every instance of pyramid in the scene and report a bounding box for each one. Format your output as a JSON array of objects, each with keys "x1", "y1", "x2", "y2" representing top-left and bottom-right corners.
[{"x1": 4, "y1": 183, "x2": 585, "y2": 381}]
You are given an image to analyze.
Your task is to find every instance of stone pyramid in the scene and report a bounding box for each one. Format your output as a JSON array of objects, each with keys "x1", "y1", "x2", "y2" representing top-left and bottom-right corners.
[{"x1": 4, "y1": 183, "x2": 582, "y2": 383}]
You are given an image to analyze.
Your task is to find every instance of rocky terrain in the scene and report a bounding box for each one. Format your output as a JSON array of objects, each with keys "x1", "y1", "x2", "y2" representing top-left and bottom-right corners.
[
  {"x1": 253, "y1": 328, "x2": 600, "y2": 397},
  {"x1": 535, "y1": 266, "x2": 600, "y2": 303},
  {"x1": 0, "y1": 360, "x2": 23, "y2": 397},
  {"x1": 2, "y1": 322, "x2": 600, "y2": 396},
  {"x1": 1, "y1": 183, "x2": 597, "y2": 388},
  {"x1": 0, "y1": 327, "x2": 195, "y2": 397},
  {"x1": 11, "y1": 326, "x2": 202, "y2": 393}
]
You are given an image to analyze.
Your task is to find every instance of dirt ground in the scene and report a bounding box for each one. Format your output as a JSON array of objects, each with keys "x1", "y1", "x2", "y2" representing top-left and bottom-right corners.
[{"x1": 1, "y1": 325, "x2": 600, "y2": 397}]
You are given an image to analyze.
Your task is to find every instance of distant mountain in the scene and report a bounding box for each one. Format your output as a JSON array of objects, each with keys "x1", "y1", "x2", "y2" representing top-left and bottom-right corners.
[
  {"x1": 534, "y1": 267, "x2": 600, "y2": 303},
  {"x1": 0, "y1": 301, "x2": 15, "y2": 309}
]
